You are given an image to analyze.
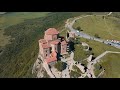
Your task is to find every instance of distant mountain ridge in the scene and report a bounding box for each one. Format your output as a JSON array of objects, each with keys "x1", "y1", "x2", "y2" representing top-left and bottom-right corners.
[{"x1": 0, "y1": 12, "x2": 6, "y2": 14}]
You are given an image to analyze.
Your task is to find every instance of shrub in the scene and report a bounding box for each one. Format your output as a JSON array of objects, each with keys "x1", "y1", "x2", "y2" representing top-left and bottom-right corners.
[{"x1": 55, "y1": 61, "x2": 67, "y2": 72}]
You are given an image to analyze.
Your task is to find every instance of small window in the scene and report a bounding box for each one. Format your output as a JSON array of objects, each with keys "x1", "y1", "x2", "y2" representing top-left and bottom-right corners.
[
  {"x1": 46, "y1": 54, "x2": 47, "y2": 56},
  {"x1": 46, "y1": 50, "x2": 47, "y2": 52}
]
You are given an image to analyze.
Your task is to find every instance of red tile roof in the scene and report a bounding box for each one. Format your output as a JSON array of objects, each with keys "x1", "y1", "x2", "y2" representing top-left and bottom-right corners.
[
  {"x1": 45, "y1": 51, "x2": 57, "y2": 63},
  {"x1": 51, "y1": 51, "x2": 57, "y2": 57},
  {"x1": 50, "y1": 40, "x2": 60, "y2": 45},
  {"x1": 42, "y1": 44, "x2": 50, "y2": 48},
  {"x1": 45, "y1": 28, "x2": 59, "y2": 35},
  {"x1": 46, "y1": 56, "x2": 57, "y2": 63}
]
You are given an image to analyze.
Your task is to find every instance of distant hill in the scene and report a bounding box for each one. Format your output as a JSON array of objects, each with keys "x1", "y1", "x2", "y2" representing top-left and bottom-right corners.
[{"x1": 0, "y1": 12, "x2": 6, "y2": 14}]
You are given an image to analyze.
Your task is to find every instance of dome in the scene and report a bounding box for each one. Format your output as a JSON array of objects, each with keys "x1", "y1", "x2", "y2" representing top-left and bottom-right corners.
[{"x1": 45, "y1": 28, "x2": 59, "y2": 35}]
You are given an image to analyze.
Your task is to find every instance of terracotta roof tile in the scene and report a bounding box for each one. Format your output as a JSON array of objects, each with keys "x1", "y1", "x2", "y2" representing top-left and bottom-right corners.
[
  {"x1": 42, "y1": 44, "x2": 50, "y2": 48},
  {"x1": 46, "y1": 57, "x2": 57, "y2": 63},
  {"x1": 50, "y1": 40, "x2": 60, "y2": 45},
  {"x1": 45, "y1": 51, "x2": 57, "y2": 63},
  {"x1": 45, "y1": 28, "x2": 59, "y2": 35}
]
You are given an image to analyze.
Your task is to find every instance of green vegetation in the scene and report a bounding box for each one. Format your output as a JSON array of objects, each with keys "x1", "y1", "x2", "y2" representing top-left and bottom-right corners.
[
  {"x1": 1, "y1": 12, "x2": 119, "y2": 78},
  {"x1": 69, "y1": 70, "x2": 81, "y2": 78},
  {"x1": 81, "y1": 60, "x2": 88, "y2": 67},
  {"x1": 98, "y1": 53, "x2": 120, "y2": 78},
  {"x1": 72, "y1": 65, "x2": 82, "y2": 74},
  {"x1": 0, "y1": 30, "x2": 11, "y2": 47},
  {"x1": 72, "y1": 13, "x2": 120, "y2": 78},
  {"x1": 59, "y1": 28, "x2": 68, "y2": 37},
  {"x1": 94, "y1": 63, "x2": 103, "y2": 77},
  {"x1": 0, "y1": 12, "x2": 50, "y2": 28},
  {"x1": 0, "y1": 12, "x2": 93, "y2": 77},
  {"x1": 79, "y1": 37, "x2": 120, "y2": 57},
  {"x1": 0, "y1": 12, "x2": 50, "y2": 47},
  {"x1": 74, "y1": 44, "x2": 89, "y2": 61},
  {"x1": 73, "y1": 15, "x2": 120, "y2": 40},
  {"x1": 55, "y1": 61, "x2": 67, "y2": 72},
  {"x1": 73, "y1": 37, "x2": 93, "y2": 61},
  {"x1": 94, "y1": 33, "x2": 100, "y2": 38}
]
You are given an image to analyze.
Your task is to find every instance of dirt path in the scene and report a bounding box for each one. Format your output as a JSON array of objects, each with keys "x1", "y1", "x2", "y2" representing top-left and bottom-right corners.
[{"x1": 93, "y1": 51, "x2": 120, "y2": 64}]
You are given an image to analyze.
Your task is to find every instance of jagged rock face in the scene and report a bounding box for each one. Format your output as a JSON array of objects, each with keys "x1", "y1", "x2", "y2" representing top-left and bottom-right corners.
[
  {"x1": 32, "y1": 58, "x2": 49, "y2": 78},
  {"x1": 32, "y1": 58, "x2": 43, "y2": 78}
]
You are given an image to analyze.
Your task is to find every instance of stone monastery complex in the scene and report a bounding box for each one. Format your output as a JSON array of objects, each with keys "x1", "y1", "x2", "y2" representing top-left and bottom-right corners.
[{"x1": 39, "y1": 28, "x2": 69, "y2": 65}]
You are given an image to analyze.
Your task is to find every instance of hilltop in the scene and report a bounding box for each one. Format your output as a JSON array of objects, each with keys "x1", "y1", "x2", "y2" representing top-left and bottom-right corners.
[{"x1": 0, "y1": 12, "x2": 92, "y2": 78}]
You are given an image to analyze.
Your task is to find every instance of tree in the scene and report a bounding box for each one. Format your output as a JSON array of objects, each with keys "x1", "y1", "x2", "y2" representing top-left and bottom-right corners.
[
  {"x1": 55, "y1": 61, "x2": 67, "y2": 72},
  {"x1": 76, "y1": 26, "x2": 81, "y2": 30},
  {"x1": 75, "y1": 38, "x2": 81, "y2": 44},
  {"x1": 94, "y1": 34, "x2": 100, "y2": 38}
]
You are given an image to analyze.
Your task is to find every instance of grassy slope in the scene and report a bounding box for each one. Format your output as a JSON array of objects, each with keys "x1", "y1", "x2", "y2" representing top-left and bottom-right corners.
[
  {"x1": 0, "y1": 12, "x2": 91, "y2": 78},
  {"x1": 72, "y1": 13, "x2": 120, "y2": 78},
  {"x1": 74, "y1": 44, "x2": 88, "y2": 61},
  {"x1": 73, "y1": 15, "x2": 120, "y2": 40},
  {"x1": 0, "y1": 30, "x2": 11, "y2": 47},
  {"x1": 0, "y1": 12, "x2": 49, "y2": 47},
  {"x1": 0, "y1": 12, "x2": 49, "y2": 28},
  {"x1": 99, "y1": 53, "x2": 120, "y2": 78},
  {"x1": 80, "y1": 37, "x2": 120, "y2": 57}
]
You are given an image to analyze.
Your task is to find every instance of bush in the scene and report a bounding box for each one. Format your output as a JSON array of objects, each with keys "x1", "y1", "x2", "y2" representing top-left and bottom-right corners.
[
  {"x1": 94, "y1": 34, "x2": 100, "y2": 38},
  {"x1": 76, "y1": 26, "x2": 81, "y2": 30},
  {"x1": 69, "y1": 70, "x2": 81, "y2": 78},
  {"x1": 72, "y1": 65, "x2": 82, "y2": 74},
  {"x1": 55, "y1": 61, "x2": 67, "y2": 72}
]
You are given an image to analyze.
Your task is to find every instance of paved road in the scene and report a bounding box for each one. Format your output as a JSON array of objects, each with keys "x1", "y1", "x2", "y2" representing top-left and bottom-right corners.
[{"x1": 66, "y1": 13, "x2": 120, "y2": 49}]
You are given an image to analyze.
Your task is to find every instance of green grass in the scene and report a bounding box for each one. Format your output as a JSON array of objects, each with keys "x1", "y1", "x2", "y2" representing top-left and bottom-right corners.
[
  {"x1": 69, "y1": 70, "x2": 81, "y2": 78},
  {"x1": 81, "y1": 60, "x2": 88, "y2": 67},
  {"x1": 72, "y1": 65, "x2": 82, "y2": 74},
  {"x1": 0, "y1": 12, "x2": 50, "y2": 47},
  {"x1": 79, "y1": 37, "x2": 120, "y2": 57},
  {"x1": 0, "y1": 12, "x2": 49, "y2": 28},
  {"x1": 73, "y1": 15, "x2": 120, "y2": 41},
  {"x1": 0, "y1": 30, "x2": 11, "y2": 47},
  {"x1": 94, "y1": 63, "x2": 104, "y2": 77},
  {"x1": 98, "y1": 53, "x2": 120, "y2": 78},
  {"x1": 75, "y1": 37, "x2": 120, "y2": 78},
  {"x1": 74, "y1": 44, "x2": 89, "y2": 61},
  {"x1": 60, "y1": 28, "x2": 67, "y2": 37}
]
